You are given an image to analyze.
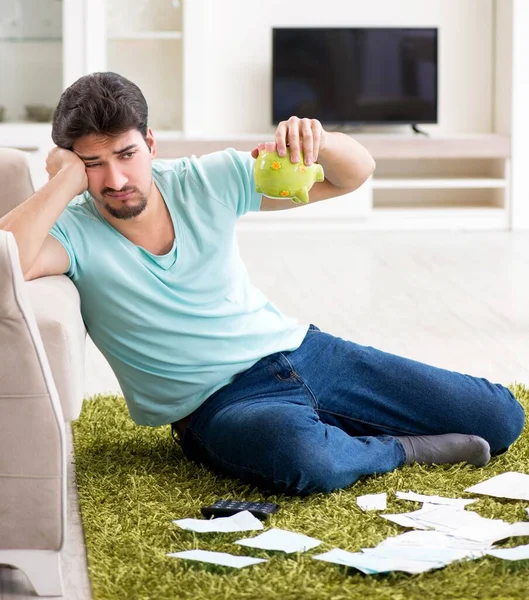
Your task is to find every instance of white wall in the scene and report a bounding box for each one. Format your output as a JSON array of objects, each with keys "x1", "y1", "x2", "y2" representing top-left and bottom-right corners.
[{"x1": 186, "y1": 0, "x2": 494, "y2": 136}]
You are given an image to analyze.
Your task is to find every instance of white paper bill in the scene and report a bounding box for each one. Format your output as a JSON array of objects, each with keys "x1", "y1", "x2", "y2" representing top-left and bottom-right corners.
[
  {"x1": 312, "y1": 548, "x2": 442, "y2": 574},
  {"x1": 412, "y1": 505, "x2": 504, "y2": 533},
  {"x1": 312, "y1": 548, "x2": 376, "y2": 572},
  {"x1": 463, "y1": 521, "x2": 529, "y2": 544},
  {"x1": 396, "y1": 491, "x2": 478, "y2": 507},
  {"x1": 465, "y1": 472, "x2": 529, "y2": 501},
  {"x1": 380, "y1": 503, "x2": 459, "y2": 530},
  {"x1": 357, "y1": 493, "x2": 387, "y2": 511},
  {"x1": 166, "y1": 549, "x2": 267, "y2": 568},
  {"x1": 376, "y1": 530, "x2": 492, "y2": 552},
  {"x1": 382, "y1": 498, "x2": 529, "y2": 547},
  {"x1": 379, "y1": 506, "x2": 433, "y2": 530},
  {"x1": 235, "y1": 528, "x2": 322, "y2": 553},
  {"x1": 361, "y1": 545, "x2": 476, "y2": 564},
  {"x1": 487, "y1": 544, "x2": 529, "y2": 561},
  {"x1": 173, "y1": 510, "x2": 264, "y2": 533}
]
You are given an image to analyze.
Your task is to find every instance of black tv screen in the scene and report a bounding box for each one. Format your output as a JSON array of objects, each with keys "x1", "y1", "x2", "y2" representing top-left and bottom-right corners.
[{"x1": 272, "y1": 27, "x2": 438, "y2": 126}]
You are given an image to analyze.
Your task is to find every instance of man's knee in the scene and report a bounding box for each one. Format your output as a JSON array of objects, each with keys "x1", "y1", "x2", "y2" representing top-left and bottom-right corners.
[
  {"x1": 272, "y1": 451, "x2": 354, "y2": 496},
  {"x1": 265, "y1": 433, "x2": 363, "y2": 495},
  {"x1": 485, "y1": 388, "x2": 525, "y2": 454},
  {"x1": 232, "y1": 419, "x2": 358, "y2": 495}
]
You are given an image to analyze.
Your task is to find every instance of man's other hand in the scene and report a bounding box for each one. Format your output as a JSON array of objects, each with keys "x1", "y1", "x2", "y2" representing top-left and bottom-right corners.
[{"x1": 46, "y1": 147, "x2": 88, "y2": 195}]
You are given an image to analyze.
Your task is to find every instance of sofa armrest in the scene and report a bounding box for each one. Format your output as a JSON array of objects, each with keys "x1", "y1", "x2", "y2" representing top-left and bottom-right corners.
[{"x1": 26, "y1": 275, "x2": 86, "y2": 422}]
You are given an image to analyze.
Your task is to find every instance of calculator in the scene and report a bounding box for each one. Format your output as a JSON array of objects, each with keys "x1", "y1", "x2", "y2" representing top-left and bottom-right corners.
[{"x1": 201, "y1": 499, "x2": 280, "y2": 520}]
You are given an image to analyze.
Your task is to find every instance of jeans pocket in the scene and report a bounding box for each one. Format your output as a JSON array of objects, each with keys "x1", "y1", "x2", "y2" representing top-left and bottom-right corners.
[{"x1": 267, "y1": 351, "x2": 298, "y2": 382}]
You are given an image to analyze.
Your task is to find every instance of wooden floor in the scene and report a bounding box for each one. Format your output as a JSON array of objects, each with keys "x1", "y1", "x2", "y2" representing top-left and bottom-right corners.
[{"x1": 4, "y1": 229, "x2": 529, "y2": 598}]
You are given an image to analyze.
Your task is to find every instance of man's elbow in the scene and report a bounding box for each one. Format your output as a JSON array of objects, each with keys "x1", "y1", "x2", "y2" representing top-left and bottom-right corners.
[
  {"x1": 360, "y1": 155, "x2": 376, "y2": 184},
  {"x1": 365, "y1": 156, "x2": 376, "y2": 179},
  {"x1": 347, "y1": 157, "x2": 376, "y2": 193}
]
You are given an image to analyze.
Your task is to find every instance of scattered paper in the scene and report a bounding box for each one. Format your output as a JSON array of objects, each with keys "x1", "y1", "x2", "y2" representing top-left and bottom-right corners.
[
  {"x1": 505, "y1": 522, "x2": 529, "y2": 540},
  {"x1": 487, "y1": 544, "x2": 529, "y2": 561},
  {"x1": 455, "y1": 521, "x2": 529, "y2": 545},
  {"x1": 357, "y1": 493, "x2": 387, "y2": 511},
  {"x1": 465, "y1": 472, "x2": 529, "y2": 501},
  {"x1": 235, "y1": 528, "x2": 322, "y2": 553},
  {"x1": 379, "y1": 486, "x2": 529, "y2": 553},
  {"x1": 168, "y1": 473, "x2": 529, "y2": 576},
  {"x1": 312, "y1": 548, "x2": 442, "y2": 574},
  {"x1": 166, "y1": 549, "x2": 267, "y2": 568},
  {"x1": 380, "y1": 506, "x2": 433, "y2": 530},
  {"x1": 377, "y1": 530, "x2": 492, "y2": 552},
  {"x1": 173, "y1": 510, "x2": 264, "y2": 533},
  {"x1": 313, "y1": 549, "x2": 376, "y2": 573},
  {"x1": 381, "y1": 503, "x2": 505, "y2": 535},
  {"x1": 409, "y1": 505, "x2": 496, "y2": 532},
  {"x1": 311, "y1": 521, "x2": 493, "y2": 575},
  {"x1": 396, "y1": 491, "x2": 477, "y2": 507},
  {"x1": 361, "y1": 544, "x2": 475, "y2": 564}
]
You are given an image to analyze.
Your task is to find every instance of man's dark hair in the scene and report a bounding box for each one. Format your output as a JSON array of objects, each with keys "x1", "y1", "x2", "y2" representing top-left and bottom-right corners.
[{"x1": 51, "y1": 72, "x2": 148, "y2": 149}]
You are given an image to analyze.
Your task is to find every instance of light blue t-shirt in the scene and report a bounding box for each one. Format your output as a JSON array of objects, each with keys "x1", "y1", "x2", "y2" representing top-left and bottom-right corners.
[{"x1": 50, "y1": 149, "x2": 308, "y2": 426}]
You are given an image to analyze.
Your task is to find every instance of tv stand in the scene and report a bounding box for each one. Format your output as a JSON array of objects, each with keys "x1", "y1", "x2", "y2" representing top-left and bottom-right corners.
[
  {"x1": 411, "y1": 124, "x2": 429, "y2": 136},
  {"x1": 152, "y1": 133, "x2": 511, "y2": 231}
]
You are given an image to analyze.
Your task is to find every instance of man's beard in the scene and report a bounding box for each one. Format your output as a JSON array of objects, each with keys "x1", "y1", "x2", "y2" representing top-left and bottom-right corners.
[
  {"x1": 99, "y1": 185, "x2": 149, "y2": 220},
  {"x1": 103, "y1": 195, "x2": 148, "y2": 219}
]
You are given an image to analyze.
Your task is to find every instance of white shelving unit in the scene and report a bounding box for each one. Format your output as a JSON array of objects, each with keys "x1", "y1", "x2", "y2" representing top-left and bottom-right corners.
[
  {"x1": 372, "y1": 178, "x2": 506, "y2": 190},
  {"x1": 107, "y1": 32, "x2": 183, "y2": 41},
  {"x1": 104, "y1": 0, "x2": 184, "y2": 131},
  {"x1": 0, "y1": 0, "x2": 187, "y2": 131},
  {"x1": 152, "y1": 133, "x2": 511, "y2": 231},
  {"x1": 365, "y1": 134, "x2": 510, "y2": 230},
  {"x1": 1, "y1": 0, "x2": 528, "y2": 231},
  {"x1": 0, "y1": 0, "x2": 64, "y2": 124}
]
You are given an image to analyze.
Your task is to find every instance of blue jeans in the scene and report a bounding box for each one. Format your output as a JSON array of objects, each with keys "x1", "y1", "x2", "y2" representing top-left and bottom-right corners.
[{"x1": 178, "y1": 325, "x2": 525, "y2": 496}]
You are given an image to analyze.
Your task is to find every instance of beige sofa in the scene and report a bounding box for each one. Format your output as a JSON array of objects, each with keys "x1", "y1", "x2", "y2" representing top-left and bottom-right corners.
[{"x1": 0, "y1": 148, "x2": 86, "y2": 596}]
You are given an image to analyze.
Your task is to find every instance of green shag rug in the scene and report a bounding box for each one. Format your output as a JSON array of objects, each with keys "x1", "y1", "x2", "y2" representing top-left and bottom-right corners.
[{"x1": 72, "y1": 384, "x2": 529, "y2": 600}]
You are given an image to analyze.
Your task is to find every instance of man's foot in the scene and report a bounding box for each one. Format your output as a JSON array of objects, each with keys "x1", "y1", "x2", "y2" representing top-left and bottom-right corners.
[{"x1": 395, "y1": 433, "x2": 491, "y2": 467}]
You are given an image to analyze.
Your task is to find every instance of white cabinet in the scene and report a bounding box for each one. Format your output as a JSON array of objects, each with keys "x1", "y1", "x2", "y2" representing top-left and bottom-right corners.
[
  {"x1": 0, "y1": 0, "x2": 197, "y2": 138},
  {"x1": 0, "y1": 0, "x2": 88, "y2": 153},
  {"x1": 155, "y1": 134, "x2": 511, "y2": 231},
  {"x1": 0, "y1": 0, "x2": 198, "y2": 187},
  {"x1": 364, "y1": 134, "x2": 511, "y2": 231},
  {"x1": 0, "y1": 0, "x2": 528, "y2": 231},
  {"x1": 105, "y1": 0, "x2": 184, "y2": 131},
  {"x1": 87, "y1": 0, "x2": 206, "y2": 135},
  {"x1": 0, "y1": 0, "x2": 74, "y2": 187},
  {"x1": 247, "y1": 139, "x2": 511, "y2": 231},
  {"x1": 0, "y1": 0, "x2": 64, "y2": 125}
]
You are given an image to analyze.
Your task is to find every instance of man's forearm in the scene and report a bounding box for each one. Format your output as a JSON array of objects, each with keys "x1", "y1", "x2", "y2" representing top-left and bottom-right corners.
[
  {"x1": 0, "y1": 168, "x2": 81, "y2": 274},
  {"x1": 317, "y1": 132, "x2": 376, "y2": 192}
]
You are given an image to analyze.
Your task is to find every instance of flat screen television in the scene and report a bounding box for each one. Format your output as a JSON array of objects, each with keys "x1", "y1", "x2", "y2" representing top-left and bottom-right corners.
[{"x1": 272, "y1": 27, "x2": 438, "y2": 127}]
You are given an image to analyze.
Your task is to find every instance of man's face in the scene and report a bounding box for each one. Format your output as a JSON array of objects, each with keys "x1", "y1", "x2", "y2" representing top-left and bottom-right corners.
[{"x1": 73, "y1": 129, "x2": 156, "y2": 220}]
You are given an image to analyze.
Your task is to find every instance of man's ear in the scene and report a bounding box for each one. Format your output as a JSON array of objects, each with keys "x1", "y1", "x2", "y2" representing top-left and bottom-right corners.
[{"x1": 146, "y1": 128, "x2": 157, "y2": 158}]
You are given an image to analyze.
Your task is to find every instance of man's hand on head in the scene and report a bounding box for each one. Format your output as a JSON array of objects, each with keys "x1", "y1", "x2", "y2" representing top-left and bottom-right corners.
[{"x1": 46, "y1": 147, "x2": 88, "y2": 196}]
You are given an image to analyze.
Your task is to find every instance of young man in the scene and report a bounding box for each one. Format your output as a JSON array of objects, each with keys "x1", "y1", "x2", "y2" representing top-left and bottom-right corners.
[{"x1": 0, "y1": 72, "x2": 524, "y2": 495}]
